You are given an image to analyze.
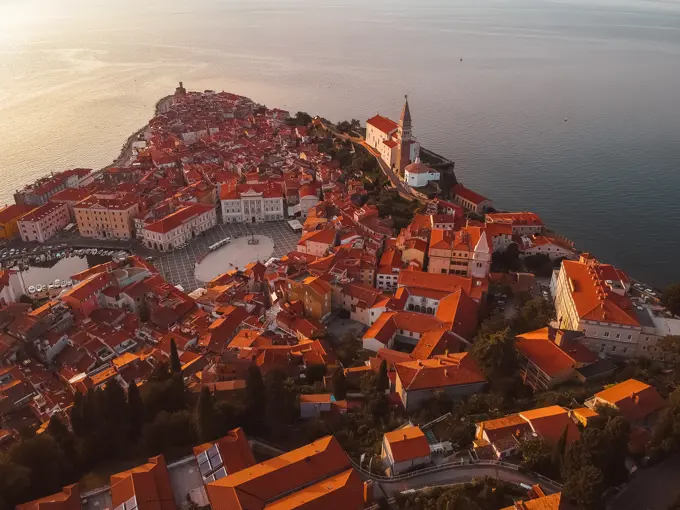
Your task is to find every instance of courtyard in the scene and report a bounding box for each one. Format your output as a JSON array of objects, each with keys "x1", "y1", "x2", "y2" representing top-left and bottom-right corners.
[{"x1": 155, "y1": 221, "x2": 300, "y2": 292}]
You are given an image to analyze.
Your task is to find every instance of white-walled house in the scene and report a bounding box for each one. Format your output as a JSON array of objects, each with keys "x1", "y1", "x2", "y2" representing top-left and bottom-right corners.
[
  {"x1": 143, "y1": 203, "x2": 216, "y2": 251},
  {"x1": 220, "y1": 183, "x2": 285, "y2": 224},
  {"x1": 404, "y1": 158, "x2": 440, "y2": 188},
  {"x1": 381, "y1": 425, "x2": 432, "y2": 475}
]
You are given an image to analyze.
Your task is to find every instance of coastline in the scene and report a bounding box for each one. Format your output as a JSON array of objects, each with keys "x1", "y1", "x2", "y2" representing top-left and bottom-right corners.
[{"x1": 101, "y1": 94, "x2": 174, "y2": 171}]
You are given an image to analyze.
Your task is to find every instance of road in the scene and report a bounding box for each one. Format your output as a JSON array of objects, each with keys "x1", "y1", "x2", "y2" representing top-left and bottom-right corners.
[
  {"x1": 374, "y1": 463, "x2": 562, "y2": 498},
  {"x1": 608, "y1": 455, "x2": 680, "y2": 510}
]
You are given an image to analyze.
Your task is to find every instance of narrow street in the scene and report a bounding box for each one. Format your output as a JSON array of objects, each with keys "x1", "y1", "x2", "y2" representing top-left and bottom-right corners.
[{"x1": 374, "y1": 464, "x2": 562, "y2": 498}]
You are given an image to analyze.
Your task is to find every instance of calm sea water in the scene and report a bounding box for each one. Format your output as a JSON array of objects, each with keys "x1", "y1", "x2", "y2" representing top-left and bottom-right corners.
[{"x1": 1, "y1": 0, "x2": 679, "y2": 287}]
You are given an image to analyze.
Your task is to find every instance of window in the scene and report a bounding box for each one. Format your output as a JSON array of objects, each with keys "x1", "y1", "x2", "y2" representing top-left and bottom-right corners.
[
  {"x1": 611, "y1": 345, "x2": 617, "y2": 352},
  {"x1": 616, "y1": 333, "x2": 621, "y2": 339},
  {"x1": 604, "y1": 332, "x2": 610, "y2": 337},
  {"x1": 623, "y1": 347, "x2": 628, "y2": 354},
  {"x1": 628, "y1": 334, "x2": 632, "y2": 340}
]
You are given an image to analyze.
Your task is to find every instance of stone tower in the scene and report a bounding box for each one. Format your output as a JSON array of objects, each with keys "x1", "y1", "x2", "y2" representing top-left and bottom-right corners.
[{"x1": 396, "y1": 95, "x2": 413, "y2": 177}]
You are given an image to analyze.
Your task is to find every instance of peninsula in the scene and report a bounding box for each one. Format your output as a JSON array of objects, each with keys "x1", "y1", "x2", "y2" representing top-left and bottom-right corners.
[{"x1": 2, "y1": 84, "x2": 680, "y2": 510}]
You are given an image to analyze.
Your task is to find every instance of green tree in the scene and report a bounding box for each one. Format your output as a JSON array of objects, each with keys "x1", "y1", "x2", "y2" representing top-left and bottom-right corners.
[
  {"x1": 564, "y1": 464, "x2": 604, "y2": 510},
  {"x1": 551, "y1": 425, "x2": 569, "y2": 472},
  {"x1": 470, "y1": 328, "x2": 517, "y2": 382},
  {"x1": 127, "y1": 380, "x2": 144, "y2": 440},
  {"x1": 9, "y1": 435, "x2": 73, "y2": 501},
  {"x1": 294, "y1": 111, "x2": 312, "y2": 126},
  {"x1": 170, "y1": 338, "x2": 182, "y2": 374},
  {"x1": 658, "y1": 335, "x2": 680, "y2": 368},
  {"x1": 377, "y1": 360, "x2": 390, "y2": 391},
  {"x1": 519, "y1": 436, "x2": 552, "y2": 476},
  {"x1": 304, "y1": 364, "x2": 327, "y2": 385},
  {"x1": 332, "y1": 369, "x2": 347, "y2": 400},
  {"x1": 195, "y1": 387, "x2": 219, "y2": 442},
  {"x1": 514, "y1": 296, "x2": 554, "y2": 333},
  {"x1": 662, "y1": 283, "x2": 680, "y2": 316},
  {"x1": 245, "y1": 365, "x2": 266, "y2": 433},
  {"x1": 46, "y1": 414, "x2": 78, "y2": 468},
  {"x1": 477, "y1": 313, "x2": 508, "y2": 338},
  {"x1": 0, "y1": 458, "x2": 31, "y2": 510},
  {"x1": 265, "y1": 370, "x2": 296, "y2": 438},
  {"x1": 101, "y1": 378, "x2": 128, "y2": 433},
  {"x1": 144, "y1": 410, "x2": 196, "y2": 455},
  {"x1": 70, "y1": 390, "x2": 86, "y2": 437}
]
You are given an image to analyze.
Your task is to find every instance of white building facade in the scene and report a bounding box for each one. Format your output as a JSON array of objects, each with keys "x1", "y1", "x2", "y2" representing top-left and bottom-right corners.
[{"x1": 221, "y1": 186, "x2": 285, "y2": 224}]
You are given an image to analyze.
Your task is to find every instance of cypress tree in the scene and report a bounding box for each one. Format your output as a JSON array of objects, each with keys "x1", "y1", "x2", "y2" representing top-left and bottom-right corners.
[
  {"x1": 245, "y1": 365, "x2": 265, "y2": 432},
  {"x1": 127, "y1": 381, "x2": 144, "y2": 440},
  {"x1": 332, "y1": 369, "x2": 347, "y2": 400},
  {"x1": 552, "y1": 424, "x2": 569, "y2": 471},
  {"x1": 170, "y1": 338, "x2": 182, "y2": 374},
  {"x1": 195, "y1": 387, "x2": 218, "y2": 442},
  {"x1": 377, "y1": 360, "x2": 390, "y2": 391},
  {"x1": 70, "y1": 391, "x2": 86, "y2": 437}
]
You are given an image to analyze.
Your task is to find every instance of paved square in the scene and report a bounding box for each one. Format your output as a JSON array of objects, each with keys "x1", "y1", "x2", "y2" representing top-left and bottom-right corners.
[{"x1": 155, "y1": 221, "x2": 300, "y2": 292}]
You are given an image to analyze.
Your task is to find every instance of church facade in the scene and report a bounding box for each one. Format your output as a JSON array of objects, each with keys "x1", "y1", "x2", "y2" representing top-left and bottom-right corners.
[{"x1": 365, "y1": 97, "x2": 420, "y2": 175}]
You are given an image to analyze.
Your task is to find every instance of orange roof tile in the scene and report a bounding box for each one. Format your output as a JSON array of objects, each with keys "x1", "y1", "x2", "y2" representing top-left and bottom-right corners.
[
  {"x1": 193, "y1": 428, "x2": 256, "y2": 478},
  {"x1": 110, "y1": 456, "x2": 176, "y2": 510},
  {"x1": 519, "y1": 406, "x2": 580, "y2": 446},
  {"x1": 366, "y1": 115, "x2": 398, "y2": 134},
  {"x1": 206, "y1": 436, "x2": 358, "y2": 510},
  {"x1": 383, "y1": 425, "x2": 431, "y2": 463},
  {"x1": 453, "y1": 184, "x2": 490, "y2": 205},
  {"x1": 16, "y1": 484, "x2": 81, "y2": 510},
  {"x1": 560, "y1": 260, "x2": 639, "y2": 326},
  {"x1": 395, "y1": 353, "x2": 485, "y2": 391},
  {"x1": 500, "y1": 493, "x2": 565, "y2": 510},
  {"x1": 593, "y1": 379, "x2": 664, "y2": 422}
]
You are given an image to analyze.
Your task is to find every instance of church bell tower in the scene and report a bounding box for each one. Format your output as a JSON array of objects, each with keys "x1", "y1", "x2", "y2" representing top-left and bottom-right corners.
[{"x1": 397, "y1": 95, "x2": 413, "y2": 177}]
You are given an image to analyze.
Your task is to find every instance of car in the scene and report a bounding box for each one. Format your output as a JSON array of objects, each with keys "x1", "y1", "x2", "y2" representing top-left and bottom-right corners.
[
  {"x1": 48, "y1": 284, "x2": 54, "y2": 291},
  {"x1": 28, "y1": 286, "x2": 36, "y2": 294},
  {"x1": 634, "y1": 283, "x2": 643, "y2": 289},
  {"x1": 645, "y1": 288, "x2": 653, "y2": 294}
]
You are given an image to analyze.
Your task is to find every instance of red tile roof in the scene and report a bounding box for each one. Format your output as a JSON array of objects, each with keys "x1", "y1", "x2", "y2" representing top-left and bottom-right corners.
[
  {"x1": 384, "y1": 425, "x2": 431, "y2": 463},
  {"x1": 395, "y1": 352, "x2": 485, "y2": 391},
  {"x1": 0, "y1": 204, "x2": 35, "y2": 224},
  {"x1": 110, "y1": 456, "x2": 176, "y2": 510},
  {"x1": 593, "y1": 379, "x2": 664, "y2": 422},
  {"x1": 453, "y1": 184, "x2": 490, "y2": 205},
  {"x1": 145, "y1": 203, "x2": 214, "y2": 234},
  {"x1": 366, "y1": 115, "x2": 398, "y2": 134},
  {"x1": 16, "y1": 485, "x2": 81, "y2": 510},
  {"x1": 519, "y1": 406, "x2": 581, "y2": 446},
  {"x1": 206, "y1": 436, "x2": 363, "y2": 510},
  {"x1": 560, "y1": 260, "x2": 638, "y2": 326},
  {"x1": 17, "y1": 202, "x2": 67, "y2": 223},
  {"x1": 193, "y1": 428, "x2": 256, "y2": 478}
]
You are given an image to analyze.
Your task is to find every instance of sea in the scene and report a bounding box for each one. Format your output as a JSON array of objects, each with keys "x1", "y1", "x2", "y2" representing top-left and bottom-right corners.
[{"x1": 1, "y1": 0, "x2": 679, "y2": 288}]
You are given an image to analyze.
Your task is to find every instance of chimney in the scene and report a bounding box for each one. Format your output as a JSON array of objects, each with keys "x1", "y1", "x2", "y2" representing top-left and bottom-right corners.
[{"x1": 554, "y1": 330, "x2": 565, "y2": 347}]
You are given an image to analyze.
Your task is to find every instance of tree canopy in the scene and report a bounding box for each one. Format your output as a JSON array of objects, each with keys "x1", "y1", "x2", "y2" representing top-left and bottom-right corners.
[{"x1": 662, "y1": 283, "x2": 680, "y2": 316}]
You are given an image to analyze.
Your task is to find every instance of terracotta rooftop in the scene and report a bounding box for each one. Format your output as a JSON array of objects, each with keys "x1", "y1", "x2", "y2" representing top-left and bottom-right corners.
[
  {"x1": 383, "y1": 425, "x2": 431, "y2": 463},
  {"x1": 366, "y1": 114, "x2": 398, "y2": 134},
  {"x1": 592, "y1": 379, "x2": 664, "y2": 422},
  {"x1": 206, "y1": 436, "x2": 363, "y2": 510},
  {"x1": 395, "y1": 353, "x2": 485, "y2": 391}
]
